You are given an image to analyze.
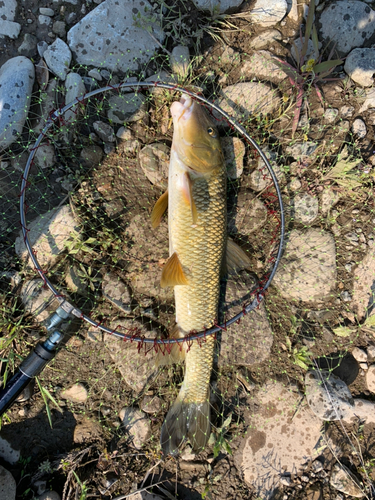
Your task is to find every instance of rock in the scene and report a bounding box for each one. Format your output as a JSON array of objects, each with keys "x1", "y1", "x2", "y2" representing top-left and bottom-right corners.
[
  {"x1": 321, "y1": 187, "x2": 340, "y2": 215},
  {"x1": 61, "y1": 383, "x2": 88, "y2": 403},
  {"x1": 37, "y1": 41, "x2": 48, "y2": 58},
  {"x1": 44, "y1": 38, "x2": 71, "y2": 81},
  {"x1": 273, "y1": 229, "x2": 336, "y2": 302},
  {"x1": 34, "y1": 143, "x2": 56, "y2": 170},
  {"x1": 0, "y1": 0, "x2": 17, "y2": 22},
  {"x1": 366, "y1": 365, "x2": 375, "y2": 393},
  {"x1": 116, "y1": 126, "x2": 133, "y2": 140},
  {"x1": 358, "y1": 87, "x2": 375, "y2": 113},
  {"x1": 324, "y1": 108, "x2": 338, "y2": 123},
  {"x1": 37, "y1": 492, "x2": 61, "y2": 500},
  {"x1": 63, "y1": 72, "x2": 86, "y2": 136},
  {"x1": 0, "y1": 19, "x2": 20, "y2": 38},
  {"x1": 67, "y1": 0, "x2": 164, "y2": 72},
  {"x1": 141, "y1": 395, "x2": 162, "y2": 414},
  {"x1": 219, "y1": 271, "x2": 273, "y2": 367},
  {"x1": 220, "y1": 46, "x2": 239, "y2": 65},
  {"x1": 367, "y1": 345, "x2": 375, "y2": 359},
  {"x1": 52, "y1": 20, "x2": 66, "y2": 37},
  {"x1": 285, "y1": 141, "x2": 317, "y2": 159},
  {"x1": 35, "y1": 78, "x2": 59, "y2": 132},
  {"x1": 238, "y1": 381, "x2": 324, "y2": 499},
  {"x1": 93, "y1": 121, "x2": 115, "y2": 142},
  {"x1": 0, "y1": 56, "x2": 35, "y2": 150},
  {"x1": 352, "y1": 347, "x2": 367, "y2": 363},
  {"x1": 352, "y1": 118, "x2": 367, "y2": 138},
  {"x1": 214, "y1": 82, "x2": 280, "y2": 123},
  {"x1": 305, "y1": 369, "x2": 354, "y2": 421},
  {"x1": 139, "y1": 143, "x2": 170, "y2": 189},
  {"x1": 105, "y1": 319, "x2": 158, "y2": 394},
  {"x1": 39, "y1": 15, "x2": 52, "y2": 26},
  {"x1": 294, "y1": 193, "x2": 319, "y2": 224},
  {"x1": 241, "y1": 51, "x2": 287, "y2": 84},
  {"x1": 120, "y1": 407, "x2": 151, "y2": 449},
  {"x1": 18, "y1": 33, "x2": 37, "y2": 57},
  {"x1": 192, "y1": 0, "x2": 242, "y2": 13},
  {"x1": 88, "y1": 68, "x2": 102, "y2": 81},
  {"x1": 286, "y1": 0, "x2": 300, "y2": 22},
  {"x1": 125, "y1": 491, "x2": 163, "y2": 500},
  {"x1": 80, "y1": 146, "x2": 103, "y2": 167},
  {"x1": 0, "y1": 436, "x2": 20, "y2": 464},
  {"x1": 352, "y1": 247, "x2": 375, "y2": 319},
  {"x1": 170, "y1": 45, "x2": 190, "y2": 78},
  {"x1": 343, "y1": 398, "x2": 375, "y2": 424},
  {"x1": 340, "y1": 105, "x2": 355, "y2": 118},
  {"x1": 246, "y1": 149, "x2": 285, "y2": 191},
  {"x1": 40, "y1": 7, "x2": 54, "y2": 16},
  {"x1": 228, "y1": 190, "x2": 268, "y2": 235},
  {"x1": 344, "y1": 48, "x2": 375, "y2": 87},
  {"x1": 249, "y1": 29, "x2": 282, "y2": 49},
  {"x1": 107, "y1": 93, "x2": 147, "y2": 124},
  {"x1": 102, "y1": 273, "x2": 133, "y2": 313},
  {"x1": 330, "y1": 463, "x2": 364, "y2": 498},
  {"x1": 73, "y1": 417, "x2": 101, "y2": 444},
  {"x1": 248, "y1": 0, "x2": 287, "y2": 27},
  {"x1": 220, "y1": 136, "x2": 245, "y2": 179},
  {"x1": 0, "y1": 465, "x2": 16, "y2": 500},
  {"x1": 15, "y1": 205, "x2": 81, "y2": 270},
  {"x1": 320, "y1": 1, "x2": 375, "y2": 57}
]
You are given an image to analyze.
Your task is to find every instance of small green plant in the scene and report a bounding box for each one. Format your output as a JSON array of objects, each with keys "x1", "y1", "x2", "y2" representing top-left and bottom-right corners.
[
  {"x1": 274, "y1": 0, "x2": 343, "y2": 137},
  {"x1": 74, "y1": 263, "x2": 101, "y2": 292},
  {"x1": 66, "y1": 235, "x2": 98, "y2": 255},
  {"x1": 291, "y1": 345, "x2": 313, "y2": 370},
  {"x1": 72, "y1": 471, "x2": 89, "y2": 500},
  {"x1": 35, "y1": 377, "x2": 63, "y2": 428},
  {"x1": 38, "y1": 459, "x2": 54, "y2": 475},
  {"x1": 208, "y1": 413, "x2": 233, "y2": 459},
  {"x1": 321, "y1": 150, "x2": 364, "y2": 190}
]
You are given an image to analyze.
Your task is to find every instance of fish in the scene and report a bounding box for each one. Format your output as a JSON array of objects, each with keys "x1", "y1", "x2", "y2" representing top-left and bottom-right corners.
[{"x1": 151, "y1": 94, "x2": 250, "y2": 456}]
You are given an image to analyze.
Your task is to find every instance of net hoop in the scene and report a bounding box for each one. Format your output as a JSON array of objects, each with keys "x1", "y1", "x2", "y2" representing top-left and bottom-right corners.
[{"x1": 19, "y1": 81, "x2": 285, "y2": 345}]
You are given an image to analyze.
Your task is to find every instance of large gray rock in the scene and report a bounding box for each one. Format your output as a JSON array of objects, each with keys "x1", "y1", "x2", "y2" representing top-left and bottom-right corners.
[
  {"x1": 248, "y1": 0, "x2": 287, "y2": 27},
  {"x1": 192, "y1": 0, "x2": 243, "y2": 13},
  {"x1": 44, "y1": 38, "x2": 72, "y2": 81},
  {"x1": 0, "y1": 56, "x2": 35, "y2": 150},
  {"x1": 0, "y1": 20, "x2": 20, "y2": 39},
  {"x1": 241, "y1": 51, "x2": 287, "y2": 84},
  {"x1": 344, "y1": 48, "x2": 375, "y2": 87},
  {"x1": 0, "y1": 465, "x2": 16, "y2": 500},
  {"x1": 273, "y1": 229, "x2": 337, "y2": 303},
  {"x1": 0, "y1": 0, "x2": 17, "y2": 21},
  {"x1": 214, "y1": 82, "x2": 280, "y2": 123},
  {"x1": 320, "y1": 1, "x2": 375, "y2": 56},
  {"x1": 67, "y1": 0, "x2": 164, "y2": 72}
]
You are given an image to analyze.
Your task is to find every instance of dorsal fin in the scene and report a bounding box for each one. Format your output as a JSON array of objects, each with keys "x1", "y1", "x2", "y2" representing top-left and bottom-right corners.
[
  {"x1": 161, "y1": 252, "x2": 189, "y2": 288},
  {"x1": 151, "y1": 190, "x2": 168, "y2": 228}
]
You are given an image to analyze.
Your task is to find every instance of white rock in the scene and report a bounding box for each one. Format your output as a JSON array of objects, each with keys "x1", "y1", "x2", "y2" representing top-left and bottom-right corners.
[
  {"x1": 67, "y1": 0, "x2": 164, "y2": 72},
  {"x1": 125, "y1": 492, "x2": 163, "y2": 500},
  {"x1": 285, "y1": 141, "x2": 317, "y2": 159},
  {"x1": 63, "y1": 72, "x2": 86, "y2": 129},
  {"x1": 367, "y1": 345, "x2": 375, "y2": 358},
  {"x1": 170, "y1": 45, "x2": 190, "y2": 78},
  {"x1": 294, "y1": 193, "x2": 319, "y2": 224},
  {"x1": 37, "y1": 41, "x2": 48, "y2": 58},
  {"x1": 343, "y1": 398, "x2": 375, "y2": 424},
  {"x1": 116, "y1": 126, "x2": 133, "y2": 140},
  {"x1": 291, "y1": 37, "x2": 319, "y2": 64},
  {"x1": 61, "y1": 383, "x2": 88, "y2": 403},
  {"x1": 239, "y1": 381, "x2": 324, "y2": 499},
  {"x1": 0, "y1": 436, "x2": 20, "y2": 464},
  {"x1": 0, "y1": 0, "x2": 17, "y2": 21},
  {"x1": 344, "y1": 48, "x2": 375, "y2": 87},
  {"x1": 228, "y1": 190, "x2": 268, "y2": 235},
  {"x1": 358, "y1": 87, "x2": 375, "y2": 113},
  {"x1": 0, "y1": 465, "x2": 16, "y2": 500},
  {"x1": 324, "y1": 108, "x2": 339, "y2": 123},
  {"x1": 248, "y1": 0, "x2": 288, "y2": 27},
  {"x1": 120, "y1": 407, "x2": 151, "y2": 449},
  {"x1": 220, "y1": 136, "x2": 245, "y2": 179},
  {"x1": 320, "y1": 1, "x2": 375, "y2": 56},
  {"x1": 15, "y1": 205, "x2": 81, "y2": 270},
  {"x1": 107, "y1": 93, "x2": 147, "y2": 124},
  {"x1": 241, "y1": 50, "x2": 287, "y2": 84},
  {"x1": 44, "y1": 38, "x2": 71, "y2": 81},
  {"x1": 139, "y1": 143, "x2": 169, "y2": 188},
  {"x1": 366, "y1": 365, "x2": 375, "y2": 394},
  {"x1": 215, "y1": 82, "x2": 280, "y2": 124},
  {"x1": 34, "y1": 143, "x2": 56, "y2": 170},
  {"x1": 352, "y1": 118, "x2": 367, "y2": 138},
  {"x1": 93, "y1": 121, "x2": 115, "y2": 142},
  {"x1": 352, "y1": 347, "x2": 367, "y2": 363},
  {"x1": 39, "y1": 8, "x2": 55, "y2": 16},
  {"x1": 0, "y1": 56, "x2": 35, "y2": 150},
  {"x1": 0, "y1": 20, "x2": 21, "y2": 38},
  {"x1": 249, "y1": 29, "x2": 283, "y2": 49},
  {"x1": 273, "y1": 229, "x2": 336, "y2": 302},
  {"x1": 37, "y1": 491, "x2": 61, "y2": 500},
  {"x1": 321, "y1": 187, "x2": 340, "y2": 215},
  {"x1": 286, "y1": 0, "x2": 299, "y2": 22},
  {"x1": 330, "y1": 463, "x2": 364, "y2": 498},
  {"x1": 88, "y1": 68, "x2": 102, "y2": 81},
  {"x1": 248, "y1": 149, "x2": 285, "y2": 191},
  {"x1": 39, "y1": 15, "x2": 52, "y2": 26},
  {"x1": 352, "y1": 246, "x2": 375, "y2": 319},
  {"x1": 340, "y1": 105, "x2": 355, "y2": 118},
  {"x1": 305, "y1": 369, "x2": 354, "y2": 421}
]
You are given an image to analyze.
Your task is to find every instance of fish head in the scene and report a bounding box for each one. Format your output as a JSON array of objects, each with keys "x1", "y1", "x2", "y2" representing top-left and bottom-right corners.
[{"x1": 170, "y1": 94, "x2": 223, "y2": 173}]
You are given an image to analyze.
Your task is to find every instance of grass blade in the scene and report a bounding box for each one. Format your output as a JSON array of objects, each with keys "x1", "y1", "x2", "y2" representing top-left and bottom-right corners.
[{"x1": 301, "y1": 0, "x2": 315, "y2": 59}]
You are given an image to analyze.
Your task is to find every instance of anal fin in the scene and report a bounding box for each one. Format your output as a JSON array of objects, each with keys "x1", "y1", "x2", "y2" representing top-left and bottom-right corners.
[
  {"x1": 161, "y1": 252, "x2": 188, "y2": 288},
  {"x1": 151, "y1": 190, "x2": 168, "y2": 228},
  {"x1": 155, "y1": 324, "x2": 186, "y2": 366}
]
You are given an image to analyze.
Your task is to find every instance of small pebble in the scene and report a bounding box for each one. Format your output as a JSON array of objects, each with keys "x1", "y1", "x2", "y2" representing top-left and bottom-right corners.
[
  {"x1": 340, "y1": 291, "x2": 352, "y2": 302},
  {"x1": 324, "y1": 108, "x2": 338, "y2": 123},
  {"x1": 352, "y1": 347, "x2": 367, "y2": 363},
  {"x1": 39, "y1": 15, "x2": 52, "y2": 26},
  {"x1": 367, "y1": 345, "x2": 375, "y2": 358},
  {"x1": 40, "y1": 7, "x2": 54, "y2": 16},
  {"x1": 311, "y1": 459, "x2": 323, "y2": 472},
  {"x1": 366, "y1": 365, "x2": 375, "y2": 394},
  {"x1": 359, "y1": 362, "x2": 368, "y2": 370},
  {"x1": 60, "y1": 383, "x2": 88, "y2": 403},
  {"x1": 352, "y1": 118, "x2": 367, "y2": 139}
]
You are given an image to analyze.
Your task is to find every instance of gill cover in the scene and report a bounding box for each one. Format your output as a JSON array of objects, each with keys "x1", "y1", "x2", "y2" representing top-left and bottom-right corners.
[{"x1": 170, "y1": 95, "x2": 223, "y2": 173}]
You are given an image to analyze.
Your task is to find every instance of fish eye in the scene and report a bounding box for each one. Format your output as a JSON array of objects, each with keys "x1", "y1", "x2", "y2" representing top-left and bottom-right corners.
[{"x1": 207, "y1": 127, "x2": 216, "y2": 137}]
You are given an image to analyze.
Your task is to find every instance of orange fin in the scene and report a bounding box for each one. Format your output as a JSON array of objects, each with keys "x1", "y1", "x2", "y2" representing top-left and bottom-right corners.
[
  {"x1": 151, "y1": 190, "x2": 168, "y2": 228},
  {"x1": 182, "y1": 172, "x2": 198, "y2": 224},
  {"x1": 225, "y1": 238, "x2": 251, "y2": 275},
  {"x1": 160, "y1": 252, "x2": 188, "y2": 288},
  {"x1": 155, "y1": 325, "x2": 186, "y2": 366}
]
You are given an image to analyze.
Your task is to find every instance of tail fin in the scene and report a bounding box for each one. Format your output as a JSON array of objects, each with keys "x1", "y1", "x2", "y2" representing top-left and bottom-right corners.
[{"x1": 160, "y1": 394, "x2": 211, "y2": 456}]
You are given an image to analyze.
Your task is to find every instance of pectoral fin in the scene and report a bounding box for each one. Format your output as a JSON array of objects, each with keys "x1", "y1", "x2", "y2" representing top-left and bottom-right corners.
[
  {"x1": 151, "y1": 190, "x2": 168, "y2": 228},
  {"x1": 161, "y1": 252, "x2": 189, "y2": 288},
  {"x1": 224, "y1": 238, "x2": 251, "y2": 275},
  {"x1": 181, "y1": 171, "x2": 198, "y2": 224}
]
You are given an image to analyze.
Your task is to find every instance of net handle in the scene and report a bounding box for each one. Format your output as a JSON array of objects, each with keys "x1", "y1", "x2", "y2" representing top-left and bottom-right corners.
[{"x1": 19, "y1": 81, "x2": 285, "y2": 344}]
